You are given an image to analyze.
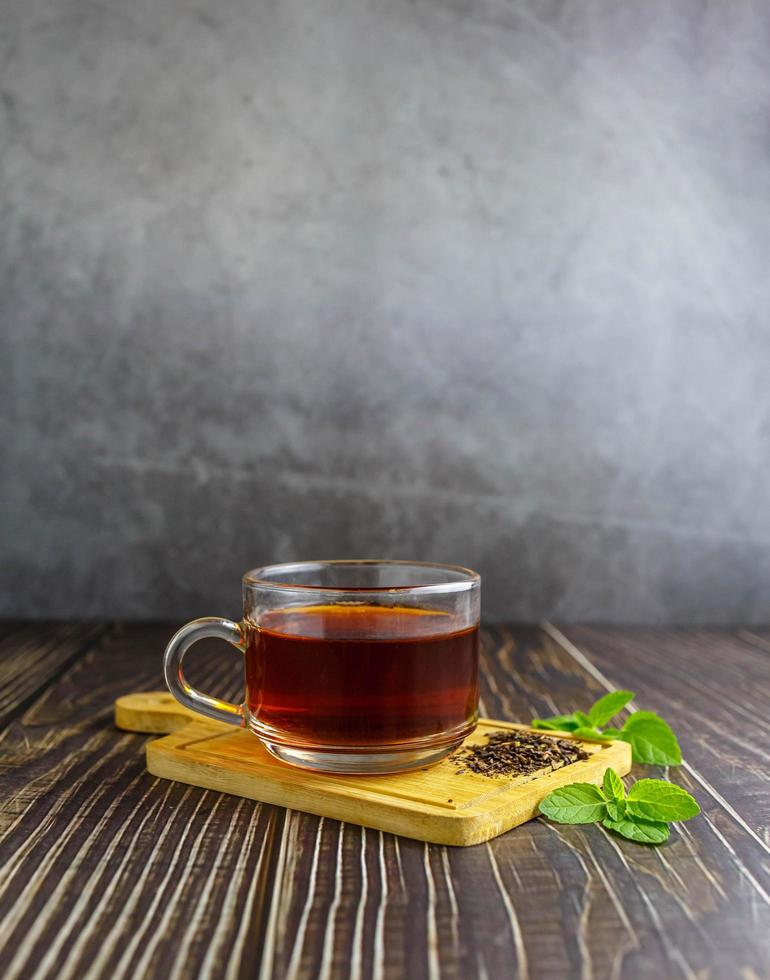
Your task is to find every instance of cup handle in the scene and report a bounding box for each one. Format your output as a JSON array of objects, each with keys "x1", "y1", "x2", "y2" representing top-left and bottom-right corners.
[{"x1": 163, "y1": 616, "x2": 246, "y2": 726}]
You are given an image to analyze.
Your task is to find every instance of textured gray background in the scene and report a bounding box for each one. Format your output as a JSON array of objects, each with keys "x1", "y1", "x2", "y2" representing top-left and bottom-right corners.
[{"x1": 2, "y1": 0, "x2": 769, "y2": 623}]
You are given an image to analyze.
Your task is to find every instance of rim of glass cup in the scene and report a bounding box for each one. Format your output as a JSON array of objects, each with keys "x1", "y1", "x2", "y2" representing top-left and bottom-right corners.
[{"x1": 242, "y1": 559, "x2": 480, "y2": 595}]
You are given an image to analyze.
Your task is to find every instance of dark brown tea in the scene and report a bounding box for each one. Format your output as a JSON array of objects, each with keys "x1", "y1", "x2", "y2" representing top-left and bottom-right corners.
[{"x1": 244, "y1": 604, "x2": 479, "y2": 748}]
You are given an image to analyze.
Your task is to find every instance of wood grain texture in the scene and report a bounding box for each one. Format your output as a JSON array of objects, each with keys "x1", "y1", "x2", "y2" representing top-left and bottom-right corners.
[
  {"x1": 1, "y1": 622, "x2": 769, "y2": 979},
  {"x1": 0, "y1": 622, "x2": 105, "y2": 729},
  {"x1": 0, "y1": 625, "x2": 283, "y2": 980},
  {"x1": 116, "y1": 694, "x2": 631, "y2": 846}
]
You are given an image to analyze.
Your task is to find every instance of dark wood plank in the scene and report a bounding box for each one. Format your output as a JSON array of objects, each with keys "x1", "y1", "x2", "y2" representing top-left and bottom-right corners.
[
  {"x1": 2, "y1": 623, "x2": 769, "y2": 980},
  {"x1": 737, "y1": 628, "x2": 770, "y2": 647},
  {"x1": 0, "y1": 624, "x2": 283, "y2": 980},
  {"x1": 259, "y1": 625, "x2": 770, "y2": 980},
  {"x1": 0, "y1": 622, "x2": 105, "y2": 729}
]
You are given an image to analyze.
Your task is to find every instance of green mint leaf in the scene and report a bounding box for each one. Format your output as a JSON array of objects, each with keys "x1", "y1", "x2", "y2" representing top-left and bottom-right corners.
[
  {"x1": 531, "y1": 715, "x2": 579, "y2": 732},
  {"x1": 606, "y1": 800, "x2": 626, "y2": 820},
  {"x1": 539, "y1": 783, "x2": 607, "y2": 824},
  {"x1": 619, "y1": 712, "x2": 682, "y2": 766},
  {"x1": 602, "y1": 768, "x2": 625, "y2": 802},
  {"x1": 574, "y1": 711, "x2": 594, "y2": 727},
  {"x1": 571, "y1": 727, "x2": 612, "y2": 742},
  {"x1": 588, "y1": 690, "x2": 635, "y2": 727},
  {"x1": 625, "y1": 779, "x2": 700, "y2": 822},
  {"x1": 601, "y1": 727, "x2": 624, "y2": 738},
  {"x1": 603, "y1": 816, "x2": 670, "y2": 844}
]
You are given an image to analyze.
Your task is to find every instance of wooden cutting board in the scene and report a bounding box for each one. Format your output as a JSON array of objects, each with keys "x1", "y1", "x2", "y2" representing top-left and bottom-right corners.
[{"x1": 115, "y1": 692, "x2": 631, "y2": 846}]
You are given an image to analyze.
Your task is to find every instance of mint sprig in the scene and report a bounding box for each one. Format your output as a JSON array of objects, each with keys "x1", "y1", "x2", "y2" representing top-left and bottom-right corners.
[
  {"x1": 588, "y1": 690, "x2": 634, "y2": 726},
  {"x1": 539, "y1": 769, "x2": 699, "y2": 845},
  {"x1": 625, "y1": 779, "x2": 700, "y2": 821},
  {"x1": 530, "y1": 713, "x2": 581, "y2": 732},
  {"x1": 616, "y1": 712, "x2": 682, "y2": 766},
  {"x1": 603, "y1": 816, "x2": 670, "y2": 844},
  {"x1": 532, "y1": 691, "x2": 681, "y2": 766},
  {"x1": 603, "y1": 767, "x2": 624, "y2": 801},
  {"x1": 536, "y1": 783, "x2": 607, "y2": 824}
]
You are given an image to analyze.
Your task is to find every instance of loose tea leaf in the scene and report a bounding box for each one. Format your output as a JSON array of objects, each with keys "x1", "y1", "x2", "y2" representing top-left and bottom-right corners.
[{"x1": 454, "y1": 730, "x2": 590, "y2": 777}]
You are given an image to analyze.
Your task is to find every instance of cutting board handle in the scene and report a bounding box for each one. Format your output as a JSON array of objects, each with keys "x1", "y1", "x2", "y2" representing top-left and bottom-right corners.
[{"x1": 115, "y1": 691, "x2": 201, "y2": 734}]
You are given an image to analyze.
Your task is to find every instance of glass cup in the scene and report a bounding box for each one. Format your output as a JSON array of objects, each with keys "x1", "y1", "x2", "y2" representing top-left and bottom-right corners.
[{"x1": 163, "y1": 560, "x2": 480, "y2": 773}]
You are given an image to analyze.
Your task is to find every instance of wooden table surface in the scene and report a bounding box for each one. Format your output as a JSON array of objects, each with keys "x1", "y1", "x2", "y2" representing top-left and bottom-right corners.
[{"x1": 1, "y1": 622, "x2": 769, "y2": 979}]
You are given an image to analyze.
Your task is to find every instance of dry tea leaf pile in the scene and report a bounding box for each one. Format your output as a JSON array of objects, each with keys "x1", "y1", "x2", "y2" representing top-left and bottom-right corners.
[{"x1": 453, "y1": 730, "x2": 589, "y2": 777}]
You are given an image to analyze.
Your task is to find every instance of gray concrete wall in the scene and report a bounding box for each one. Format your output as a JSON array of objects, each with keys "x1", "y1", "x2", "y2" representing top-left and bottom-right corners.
[{"x1": 2, "y1": 0, "x2": 769, "y2": 623}]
